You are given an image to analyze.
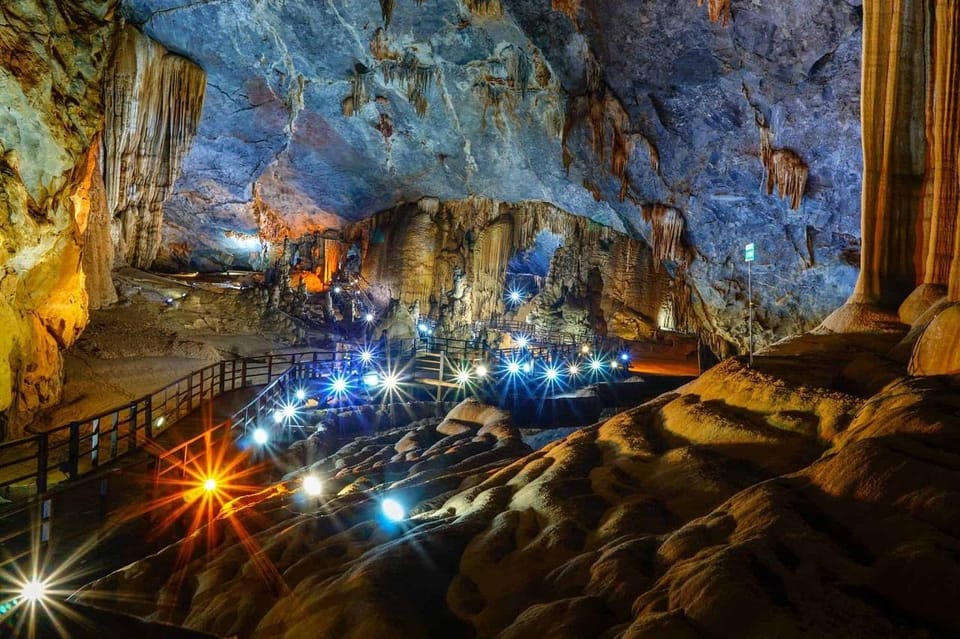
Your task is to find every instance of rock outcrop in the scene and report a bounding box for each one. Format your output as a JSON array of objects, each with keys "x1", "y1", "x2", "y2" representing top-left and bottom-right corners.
[
  {"x1": 0, "y1": 0, "x2": 119, "y2": 435},
  {"x1": 73, "y1": 332, "x2": 960, "y2": 638}
]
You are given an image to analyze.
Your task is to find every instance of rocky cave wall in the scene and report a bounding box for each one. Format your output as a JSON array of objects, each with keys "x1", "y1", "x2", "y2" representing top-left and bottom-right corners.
[
  {"x1": 130, "y1": 0, "x2": 866, "y2": 358},
  {"x1": 0, "y1": 0, "x2": 118, "y2": 437},
  {"x1": 344, "y1": 197, "x2": 676, "y2": 341},
  {"x1": 0, "y1": 4, "x2": 205, "y2": 437}
]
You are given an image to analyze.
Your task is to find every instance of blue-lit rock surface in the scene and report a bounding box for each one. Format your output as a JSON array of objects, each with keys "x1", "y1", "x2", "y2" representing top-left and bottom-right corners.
[{"x1": 124, "y1": 0, "x2": 863, "y2": 352}]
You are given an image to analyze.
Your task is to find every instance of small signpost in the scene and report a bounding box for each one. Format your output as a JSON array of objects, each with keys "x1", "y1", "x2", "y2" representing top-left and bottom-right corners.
[{"x1": 744, "y1": 243, "x2": 755, "y2": 367}]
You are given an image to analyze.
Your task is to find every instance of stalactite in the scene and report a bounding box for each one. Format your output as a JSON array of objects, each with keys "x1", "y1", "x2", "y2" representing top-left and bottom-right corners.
[
  {"x1": 766, "y1": 149, "x2": 809, "y2": 210},
  {"x1": 104, "y1": 26, "x2": 205, "y2": 269},
  {"x1": 757, "y1": 122, "x2": 809, "y2": 210},
  {"x1": 465, "y1": 0, "x2": 503, "y2": 17},
  {"x1": 380, "y1": 52, "x2": 436, "y2": 117},
  {"x1": 346, "y1": 63, "x2": 373, "y2": 117},
  {"x1": 696, "y1": 0, "x2": 730, "y2": 26},
  {"x1": 551, "y1": 0, "x2": 581, "y2": 25},
  {"x1": 642, "y1": 204, "x2": 688, "y2": 271},
  {"x1": 564, "y1": 91, "x2": 633, "y2": 201},
  {"x1": 379, "y1": 0, "x2": 395, "y2": 28},
  {"x1": 370, "y1": 28, "x2": 397, "y2": 61}
]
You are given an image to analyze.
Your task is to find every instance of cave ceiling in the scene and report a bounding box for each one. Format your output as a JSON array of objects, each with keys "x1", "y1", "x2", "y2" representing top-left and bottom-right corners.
[{"x1": 125, "y1": 0, "x2": 864, "y2": 345}]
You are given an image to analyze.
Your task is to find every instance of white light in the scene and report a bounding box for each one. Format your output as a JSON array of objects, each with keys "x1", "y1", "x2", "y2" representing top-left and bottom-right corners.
[
  {"x1": 418, "y1": 323, "x2": 428, "y2": 332},
  {"x1": 364, "y1": 313, "x2": 374, "y2": 323},
  {"x1": 203, "y1": 478, "x2": 218, "y2": 492},
  {"x1": 581, "y1": 344, "x2": 591, "y2": 354},
  {"x1": 295, "y1": 388, "x2": 306, "y2": 401},
  {"x1": 333, "y1": 286, "x2": 342, "y2": 294},
  {"x1": 522, "y1": 362, "x2": 533, "y2": 373},
  {"x1": 20, "y1": 579, "x2": 46, "y2": 603},
  {"x1": 568, "y1": 364, "x2": 580, "y2": 376},
  {"x1": 253, "y1": 428, "x2": 269, "y2": 445},
  {"x1": 302, "y1": 475, "x2": 323, "y2": 496},
  {"x1": 509, "y1": 290, "x2": 522, "y2": 303},
  {"x1": 332, "y1": 377, "x2": 348, "y2": 393},
  {"x1": 515, "y1": 335, "x2": 529, "y2": 349},
  {"x1": 363, "y1": 372, "x2": 381, "y2": 388},
  {"x1": 282, "y1": 404, "x2": 296, "y2": 419},
  {"x1": 155, "y1": 416, "x2": 165, "y2": 427},
  {"x1": 475, "y1": 364, "x2": 488, "y2": 377},
  {"x1": 382, "y1": 498, "x2": 406, "y2": 522},
  {"x1": 456, "y1": 369, "x2": 471, "y2": 384},
  {"x1": 382, "y1": 374, "x2": 399, "y2": 390},
  {"x1": 360, "y1": 349, "x2": 373, "y2": 363},
  {"x1": 590, "y1": 359, "x2": 603, "y2": 372},
  {"x1": 507, "y1": 361, "x2": 521, "y2": 375},
  {"x1": 273, "y1": 410, "x2": 284, "y2": 423},
  {"x1": 545, "y1": 367, "x2": 559, "y2": 380},
  {"x1": 611, "y1": 361, "x2": 620, "y2": 370}
]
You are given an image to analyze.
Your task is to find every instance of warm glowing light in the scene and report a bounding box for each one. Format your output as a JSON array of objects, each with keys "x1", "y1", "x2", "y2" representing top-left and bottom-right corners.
[
  {"x1": 360, "y1": 349, "x2": 374, "y2": 363},
  {"x1": 203, "y1": 478, "x2": 218, "y2": 492},
  {"x1": 302, "y1": 475, "x2": 323, "y2": 496},
  {"x1": 568, "y1": 364, "x2": 580, "y2": 376},
  {"x1": 253, "y1": 428, "x2": 269, "y2": 445},
  {"x1": 156, "y1": 416, "x2": 165, "y2": 428},
  {"x1": 19, "y1": 579, "x2": 46, "y2": 603},
  {"x1": 581, "y1": 344, "x2": 591, "y2": 354},
  {"x1": 611, "y1": 361, "x2": 620, "y2": 370},
  {"x1": 382, "y1": 373, "x2": 400, "y2": 391},
  {"x1": 363, "y1": 372, "x2": 381, "y2": 388},
  {"x1": 382, "y1": 498, "x2": 406, "y2": 521},
  {"x1": 295, "y1": 388, "x2": 307, "y2": 401},
  {"x1": 475, "y1": 364, "x2": 488, "y2": 377}
]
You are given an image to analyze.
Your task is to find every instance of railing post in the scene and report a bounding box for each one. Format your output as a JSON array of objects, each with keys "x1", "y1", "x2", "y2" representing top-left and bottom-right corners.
[
  {"x1": 188, "y1": 374, "x2": 194, "y2": 410},
  {"x1": 67, "y1": 422, "x2": 80, "y2": 479},
  {"x1": 267, "y1": 357, "x2": 274, "y2": 383},
  {"x1": 90, "y1": 417, "x2": 100, "y2": 469},
  {"x1": 39, "y1": 498, "x2": 51, "y2": 545},
  {"x1": 241, "y1": 360, "x2": 248, "y2": 388},
  {"x1": 36, "y1": 432, "x2": 49, "y2": 495},
  {"x1": 145, "y1": 395, "x2": 154, "y2": 439},
  {"x1": 128, "y1": 402, "x2": 138, "y2": 451},
  {"x1": 219, "y1": 361, "x2": 226, "y2": 394}
]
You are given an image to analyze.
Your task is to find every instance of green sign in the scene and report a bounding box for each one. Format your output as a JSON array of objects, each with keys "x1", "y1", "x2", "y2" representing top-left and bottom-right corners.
[{"x1": 744, "y1": 243, "x2": 755, "y2": 262}]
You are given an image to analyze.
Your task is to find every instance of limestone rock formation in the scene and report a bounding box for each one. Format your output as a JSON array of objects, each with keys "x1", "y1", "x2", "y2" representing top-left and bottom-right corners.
[
  {"x1": 126, "y1": 0, "x2": 864, "y2": 354},
  {"x1": 104, "y1": 24, "x2": 206, "y2": 269},
  {"x1": 0, "y1": 0, "x2": 119, "y2": 435},
  {"x1": 73, "y1": 333, "x2": 960, "y2": 638}
]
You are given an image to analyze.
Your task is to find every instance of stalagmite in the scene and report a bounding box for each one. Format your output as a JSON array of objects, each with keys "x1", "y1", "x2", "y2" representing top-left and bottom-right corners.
[
  {"x1": 849, "y1": 0, "x2": 928, "y2": 307},
  {"x1": 104, "y1": 25, "x2": 205, "y2": 269},
  {"x1": 80, "y1": 138, "x2": 118, "y2": 309},
  {"x1": 697, "y1": 0, "x2": 731, "y2": 26},
  {"x1": 641, "y1": 204, "x2": 688, "y2": 271}
]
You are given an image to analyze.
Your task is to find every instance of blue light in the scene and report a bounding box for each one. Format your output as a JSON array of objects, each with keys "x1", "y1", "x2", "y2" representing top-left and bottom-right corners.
[
  {"x1": 253, "y1": 428, "x2": 269, "y2": 445},
  {"x1": 418, "y1": 323, "x2": 428, "y2": 333},
  {"x1": 359, "y1": 349, "x2": 374, "y2": 363},
  {"x1": 382, "y1": 497, "x2": 406, "y2": 522},
  {"x1": 507, "y1": 361, "x2": 521, "y2": 375},
  {"x1": 620, "y1": 352, "x2": 630, "y2": 362},
  {"x1": 363, "y1": 372, "x2": 381, "y2": 388},
  {"x1": 514, "y1": 334, "x2": 529, "y2": 349},
  {"x1": 544, "y1": 366, "x2": 560, "y2": 381},
  {"x1": 522, "y1": 362, "x2": 533, "y2": 373},
  {"x1": 331, "y1": 376, "x2": 349, "y2": 394},
  {"x1": 295, "y1": 388, "x2": 306, "y2": 401}
]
